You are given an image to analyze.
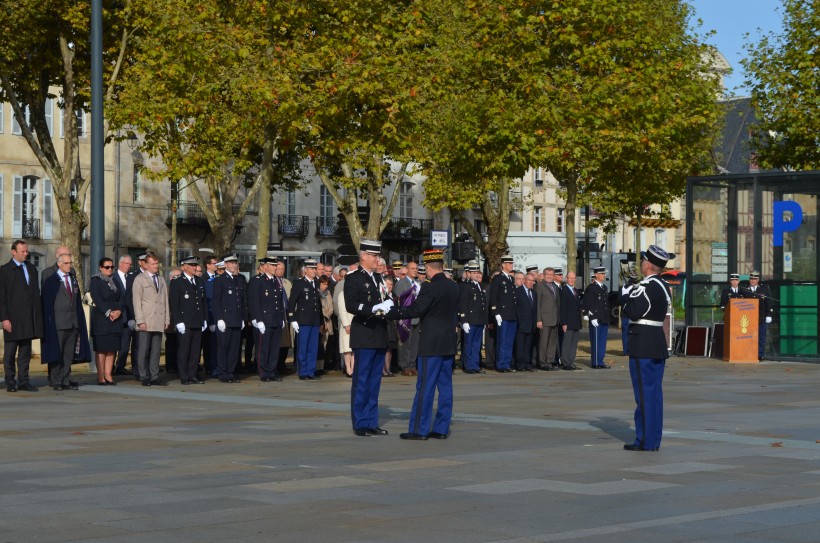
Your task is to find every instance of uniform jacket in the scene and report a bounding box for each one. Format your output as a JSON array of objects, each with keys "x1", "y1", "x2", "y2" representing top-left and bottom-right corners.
[
  {"x1": 343, "y1": 268, "x2": 388, "y2": 349},
  {"x1": 112, "y1": 270, "x2": 134, "y2": 325},
  {"x1": 41, "y1": 271, "x2": 91, "y2": 364},
  {"x1": 389, "y1": 273, "x2": 460, "y2": 357},
  {"x1": 515, "y1": 285, "x2": 538, "y2": 333},
  {"x1": 744, "y1": 282, "x2": 774, "y2": 320},
  {"x1": 620, "y1": 275, "x2": 671, "y2": 359},
  {"x1": 583, "y1": 281, "x2": 610, "y2": 324},
  {"x1": 559, "y1": 284, "x2": 583, "y2": 330},
  {"x1": 0, "y1": 258, "x2": 43, "y2": 341},
  {"x1": 489, "y1": 272, "x2": 517, "y2": 320},
  {"x1": 288, "y1": 276, "x2": 322, "y2": 325},
  {"x1": 212, "y1": 272, "x2": 247, "y2": 327},
  {"x1": 458, "y1": 279, "x2": 487, "y2": 325},
  {"x1": 169, "y1": 274, "x2": 206, "y2": 327},
  {"x1": 89, "y1": 275, "x2": 125, "y2": 338},
  {"x1": 132, "y1": 271, "x2": 170, "y2": 332},
  {"x1": 535, "y1": 279, "x2": 560, "y2": 326},
  {"x1": 719, "y1": 286, "x2": 747, "y2": 309},
  {"x1": 248, "y1": 273, "x2": 285, "y2": 328}
]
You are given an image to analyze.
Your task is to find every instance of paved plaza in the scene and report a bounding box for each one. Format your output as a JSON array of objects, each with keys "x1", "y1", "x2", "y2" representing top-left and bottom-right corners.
[{"x1": 2, "y1": 349, "x2": 820, "y2": 543}]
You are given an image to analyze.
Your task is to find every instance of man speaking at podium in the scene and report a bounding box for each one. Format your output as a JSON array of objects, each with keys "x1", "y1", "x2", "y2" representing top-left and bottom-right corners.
[{"x1": 745, "y1": 271, "x2": 774, "y2": 361}]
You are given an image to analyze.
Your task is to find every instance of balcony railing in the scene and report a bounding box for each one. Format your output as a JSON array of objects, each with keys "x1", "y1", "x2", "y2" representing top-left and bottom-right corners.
[
  {"x1": 22, "y1": 218, "x2": 40, "y2": 239},
  {"x1": 166, "y1": 202, "x2": 245, "y2": 228},
  {"x1": 316, "y1": 216, "x2": 340, "y2": 237},
  {"x1": 278, "y1": 214, "x2": 310, "y2": 237},
  {"x1": 381, "y1": 218, "x2": 433, "y2": 241}
]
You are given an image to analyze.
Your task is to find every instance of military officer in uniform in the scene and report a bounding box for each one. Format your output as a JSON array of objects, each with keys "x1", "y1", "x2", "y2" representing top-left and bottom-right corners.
[
  {"x1": 458, "y1": 260, "x2": 487, "y2": 374},
  {"x1": 388, "y1": 249, "x2": 460, "y2": 440},
  {"x1": 248, "y1": 257, "x2": 285, "y2": 381},
  {"x1": 212, "y1": 253, "x2": 247, "y2": 383},
  {"x1": 288, "y1": 258, "x2": 322, "y2": 380},
  {"x1": 745, "y1": 271, "x2": 774, "y2": 361},
  {"x1": 488, "y1": 254, "x2": 517, "y2": 372},
  {"x1": 169, "y1": 256, "x2": 206, "y2": 385},
  {"x1": 621, "y1": 245, "x2": 674, "y2": 451},
  {"x1": 344, "y1": 239, "x2": 394, "y2": 437},
  {"x1": 720, "y1": 273, "x2": 747, "y2": 310},
  {"x1": 583, "y1": 266, "x2": 611, "y2": 368}
]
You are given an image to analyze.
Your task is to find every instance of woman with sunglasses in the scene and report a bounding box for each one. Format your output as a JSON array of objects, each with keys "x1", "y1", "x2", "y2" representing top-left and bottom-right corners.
[{"x1": 89, "y1": 257, "x2": 125, "y2": 384}]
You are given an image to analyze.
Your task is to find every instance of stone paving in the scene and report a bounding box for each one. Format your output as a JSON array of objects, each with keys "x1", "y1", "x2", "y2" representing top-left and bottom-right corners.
[{"x1": 2, "y1": 350, "x2": 820, "y2": 543}]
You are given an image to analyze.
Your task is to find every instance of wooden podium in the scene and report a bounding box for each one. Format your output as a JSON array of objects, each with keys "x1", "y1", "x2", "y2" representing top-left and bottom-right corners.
[{"x1": 723, "y1": 298, "x2": 759, "y2": 363}]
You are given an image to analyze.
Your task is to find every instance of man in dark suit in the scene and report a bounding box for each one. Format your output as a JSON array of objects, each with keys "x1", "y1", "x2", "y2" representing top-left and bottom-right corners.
[
  {"x1": 344, "y1": 239, "x2": 393, "y2": 437},
  {"x1": 212, "y1": 253, "x2": 247, "y2": 383},
  {"x1": 745, "y1": 271, "x2": 774, "y2": 361},
  {"x1": 41, "y1": 251, "x2": 90, "y2": 390},
  {"x1": 248, "y1": 257, "x2": 286, "y2": 382},
  {"x1": 621, "y1": 245, "x2": 674, "y2": 452},
  {"x1": 559, "y1": 271, "x2": 583, "y2": 371},
  {"x1": 583, "y1": 266, "x2": 611, "y2": 369},
  {"x1": 514, "y1": 272, "x2": 538, "y2": 372},
  {"x1": 112, "y1": 254, "x2": 137, "y2": 377},
  {"x1": 0, "y1": 240, "x2": 44, "y2": 392},
  {"x1": 458, "y1": 260, "x2": 487, "y2": 374},
  {"x1": 288, "y1": 259, "x2": 323, "y2": 380},
  {"x1": 169, "y1": 257, "x2": 206, "y2": 385},
  {"x1": 388, "y1": 249, "x2": 460, "y2": 440},
  {"x1": 488, "y1": 254, "x2": 517, "y2": 372}
]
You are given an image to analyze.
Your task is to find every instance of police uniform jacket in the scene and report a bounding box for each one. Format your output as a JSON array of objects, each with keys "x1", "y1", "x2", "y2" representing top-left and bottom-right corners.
[
  {"x1": 248, "y1": 273, "x2": 285, "y2": 328},
  {"x1": 169, "y1": 274, "x2": 205, "y2": 327},
  {"x1": 458, "y1": 279, "x2": 487, "y2": 325},
  {"x1": 745, "y1": 282, "x2": 774, "y2": 320},
  {"x1": 559, "y1": 284, "x2": 582, "y2": 330},
  {"x1": 489, "y1": 272, "x2": 517, "y2": 320},
  {"x1": 583, "y1": 281, "x2": 610, "y2": 324},
  {"x1": 389, "y1": 273, "x2": 460, "y2": 357},
  {"x1": 719, "y1": 286, "x2": 747, "y2": 309},
  {"x1": 212, "y1": 271, "x2": 247, "y2": 327},
  {"x1": 620, "y1": 275, "x2": 670, "y2": 359},
  {"x1": 288, "y1": 276, "x2": 322, "y2": 326},
  {"x1": 343, "y1": 268, "x2": 388, "y2": 349}
]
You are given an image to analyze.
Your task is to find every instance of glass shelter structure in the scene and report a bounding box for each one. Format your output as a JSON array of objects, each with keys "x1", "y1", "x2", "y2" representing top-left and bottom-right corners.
[{"x1": 685, "y1": 171, "x2": 820, "y2": 362}]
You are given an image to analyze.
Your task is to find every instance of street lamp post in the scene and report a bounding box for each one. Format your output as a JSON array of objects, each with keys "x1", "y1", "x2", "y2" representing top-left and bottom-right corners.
[{"x1": 90, "y1": 0, "x2": 104, "y2": 276}]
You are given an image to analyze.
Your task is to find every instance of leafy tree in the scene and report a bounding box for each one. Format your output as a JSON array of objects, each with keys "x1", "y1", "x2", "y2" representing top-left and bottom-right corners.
[
  {"x1": 742, "y1": 0, "x2": 820, "y2": 170},
  {"x1": 0, "y1": 0, "x2": 135, "y2": 287}
]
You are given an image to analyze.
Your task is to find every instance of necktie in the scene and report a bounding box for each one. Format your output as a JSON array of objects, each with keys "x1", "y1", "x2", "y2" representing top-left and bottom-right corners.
[
  {"x1": 527, "y1": 289, "x2": 533, "y2": 303},
  {"x1": 21, "y1": 262, "x2": 29, "y2": 285},
  {"x1": 64, "y1": 274, "x2": 72, "y2": 299},
  {"x1": 153, "y1": 274, "x2": 159, "y2": 291}
]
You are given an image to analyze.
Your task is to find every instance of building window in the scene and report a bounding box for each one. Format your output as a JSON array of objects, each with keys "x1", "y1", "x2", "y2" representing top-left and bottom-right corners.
[
  {"x1": 132, "y1": 165, "x2": 142, "y2": 203},
  {"x1": 12, "y1": 175, "x2": 38, "y2": 238},
  {"x1": 399, "y1": 182, "x2": 413, "y2": 219},
  {"x1": 534, "y1": 167, "x2": 543, "y2": 188},
  {"x1": 474, "y1": 219, "x2": 485, "y2": 236},
  {"x1": 0, "y1": 174, "x2": 3, "y2": 236},
  {"x1": 533, "y1": 206, "x2": 543, "y2": 232},
  {"x1": 0, "y1": 103, "x2": 4, "y2": 134},
  {"x1": 654, "y1": 228, "x2": 666, "y2": 248},
  {"x1": 286, "y1": 190, "x2": 296, "y2": 216},
  {"x1": 557, "y1": 208, "x2": 565, "y2": 233},
  {"x1": 11, "y1": 106, "x2": 30, "y2": 135},
  {"x1": 320, "y1": 185, "x2": 334, "y2": 221},
  {"x1": 60, "y1": 109, "x2": 86, "y2": 138},
  {"x1": 27, "y1": 252, "x2": 41, "y2": 274},
  {"x1": 695, "y1": 253, "x2": 700, "y2": 264},
  {"x1": 44, "y1": 98, "x2": 53, "y2": 135},
  {"x1": 43, "y1": 179, "x2": 53, "y2": 239}
]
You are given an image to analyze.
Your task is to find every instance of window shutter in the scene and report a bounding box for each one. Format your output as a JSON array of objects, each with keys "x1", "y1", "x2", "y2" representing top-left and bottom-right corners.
[
  {"x1": 12, "y1": 175, "x2": 22, "y2": 237},
  {"x1": 43, "y1": 179, "x2": 53, "y2": 239}
]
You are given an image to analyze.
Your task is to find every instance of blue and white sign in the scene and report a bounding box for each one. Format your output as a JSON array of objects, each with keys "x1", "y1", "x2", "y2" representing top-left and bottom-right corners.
[{"x1": 430, "y1": 230, "x2": 449, "y2": 247}]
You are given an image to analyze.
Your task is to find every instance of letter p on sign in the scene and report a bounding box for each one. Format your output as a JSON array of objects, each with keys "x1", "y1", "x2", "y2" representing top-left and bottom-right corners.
[{"x1": 773, "y1": 201, "x2": 802, "y2": 247}]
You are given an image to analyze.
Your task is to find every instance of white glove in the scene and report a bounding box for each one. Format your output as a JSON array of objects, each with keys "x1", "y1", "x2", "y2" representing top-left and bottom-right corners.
[
  {"x1": 176, "y1": 323, "x2": 186, "y2": 334},
  {"x1": 381, "y1": 299, "x2": 394, "y2": 310},
  {"x1": 208, "y1": 324, "x2": 215, "y2": 332},
  {"x1": 251, "y1": 319, "x2": 257, "y2": 327},
  {"x1": 462, "y1": 323, "x2": 470, "y2": 334},
  {"x1": 257, "y1": 322, "x2": 266, "y2": 334},
  {"x1": 202, "y1": 321, "x2": 207, "y2": 332},
  {"x1": 766, "y1": 316, "x2": 772, "y2": 324},
  {"x1": 217, "y1": 320, "x2": 226, "y2": 332},
  {"x1": 241, "y1": 320, "x2": 245, "y2": 330},
  {"x1": 495, "y1": 314, "x2": 502, "y2": 327},
  {"x1": 591, "y1": 319, "x2": 599, "y2": 327},
  {"x1": 291, "y1": 321, "x2": 300, "y2": 334},
  {"x1": 127, "y1": 319, "x2": 135, "y2": 330},
  {"x1": 621, "y1": 285, "x2": 633, "y2": 295},
  {"x1": 583, "y1": 315, "x2": 589, "y2": 322}
]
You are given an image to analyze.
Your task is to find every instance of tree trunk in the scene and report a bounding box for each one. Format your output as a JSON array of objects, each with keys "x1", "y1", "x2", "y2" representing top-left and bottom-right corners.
[
  {"x1": 564, "y1": 176, "x2": 579, "y2": 274},
  {"x1": 454, "y1": 177, "x2": 512, "y2": 272},
  {"x1": 256, "y1": 126, "x2": 277, "y2": 260}
]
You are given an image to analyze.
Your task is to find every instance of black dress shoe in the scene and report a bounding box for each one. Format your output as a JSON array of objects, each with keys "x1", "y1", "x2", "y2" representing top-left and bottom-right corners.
[
  {"x1": 105, "y1": 379, "x2": 117, "y2": 386},
  {"x1": 6, "y1": 384, "x2": 17, "y2": 392},
  {"x1": 69, "y1": 380, "x2": 80, "y2": 387},
  {"x1": 562, "y1": 364, "x2": 582, "y2": 371},
  {"x1": 66, "y1": 383, "x2": 79, "y2": 390},
  {"x1": 150, "y1": 379, "x2": 168, "y2": 386},
  {"x1": 52, "y1": 385, "x2": 63, "y2": 391},
  {"x1": 219, "y1": 377, "x2": 230, "y2": 383},
  {"x1": 428, "y1": 432, "x2": 449, "y2": 439},
  {"x1": 272, "y1": 375, "x2": 282, "y2": 382},
  {"x1": 18, "y1": 383, "x2": 38, "y2": 392},
  {"x1": 97, "y1": 381, "x2": 108, "y2": 386},
  {"x1": 260, "y1": 377, "x2": 270, "y2": 382},
  {"x1": 229, "y1": 377, "x2": 241, "y2": 383},
  {"x1": 180, "y1": 379, "x2": 191, "y2": 385},
  {"x1": 400, "y1": 432, "x2": 428, "y2": 440},
  {"x1": 496, "y1": 368, "x2": 509, "y2": 373},
  {"x1": 141, "y1": 380, "x2": 152, "y2": 386},
  {"x1": 623, "y1": 443, "x2": 659, "y2": 451},
  {"x1": 354, "y1": 428, "x2": 371, "y2": 437},
  {"x1": 366, "y1": 427, "x2": 389, "y2": 436},
  {"x1": 190, "y1": 377, "x2": 204, "y2": 384}
]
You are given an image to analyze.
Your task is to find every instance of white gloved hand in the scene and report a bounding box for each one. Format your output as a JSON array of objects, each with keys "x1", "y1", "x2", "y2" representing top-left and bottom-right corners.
[
  {"x1": 208, "y1": 324, "x2": 216, "y2": 332},
  {"x1": 462, "y1": 323, "x2": 470, "y2": 334},
  {"x1": 241, "y1": 320, "x2": 245, "y2": 330},
  {"x1": 766, "y1": 316, "x2": 772, "y2": 324},
  {"x1": 202, "y1": 320, "x2": 207, "y2": 332},
  {"x1": 621, "y1": 285, "x2": 633, "y2": 295},
  {"x1": 495, "y1": 314, "x2": 502, "y2": 327},
  {"x1": 583, "y1": 315, "x2": 589, "y2": 322},
  {"x1": 257, "y1": 322, "x2": 266, "y2": 335},
  {"x1": 217, "y1": 320, "x2": 226, "y2": 332},
  {"x1": 591, "y1": 319, "x2": 599, "y2": 327},
  {"x1": 128, "y1": 319, "x2": 135, "y2": 331},
  {"x1": 251, "y1": 319, "x2": 257, "y2": 327},
  {"x1": 291, "y1": 321, "x2": 300, "y2": 334},
  {"x1": 381, "y1": 299, "x2": 394, "y2": 310},
  {"x1": 176, "y1": 323, "x2": 186, "y2": 335}
]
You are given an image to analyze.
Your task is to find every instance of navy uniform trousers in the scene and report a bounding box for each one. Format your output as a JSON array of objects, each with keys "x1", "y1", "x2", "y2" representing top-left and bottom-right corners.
[
  {"x1": 351, "y1": 348, "x2": 385, "y2": 431},
  {"x1": 409, "y1": 355, "x2": 454, "y2": 436},
  {"x1": 255, "y1": 327, "x2": 283, "y2": 379},
  {"x1": 462, "y1": 325, "x2": 484, "y2": 372},
  {"x1": 496, "y1": 320, "x2": 516, "y2": 370},
  {"x1": 589, "y1": 323, "x2": 608, "y2": 367},
  {"x1": 629, "y1": 357, "x2": 666, "y2": 450}
]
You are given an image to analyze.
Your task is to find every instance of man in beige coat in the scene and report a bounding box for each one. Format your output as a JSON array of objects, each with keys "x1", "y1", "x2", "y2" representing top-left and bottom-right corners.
[{"x1": 132, "y1": 252, "x2": 170, "y2": 386}]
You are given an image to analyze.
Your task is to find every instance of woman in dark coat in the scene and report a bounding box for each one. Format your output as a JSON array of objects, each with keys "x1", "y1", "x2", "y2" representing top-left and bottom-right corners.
[{"x1": 89, "y1": 258, "x2": 124, "y2": 385}]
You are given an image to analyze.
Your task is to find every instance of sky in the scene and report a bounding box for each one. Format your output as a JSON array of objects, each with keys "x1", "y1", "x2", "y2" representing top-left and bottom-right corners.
[{"x1": 688, "y1": 0, "x2": 785, "y2": 95}]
